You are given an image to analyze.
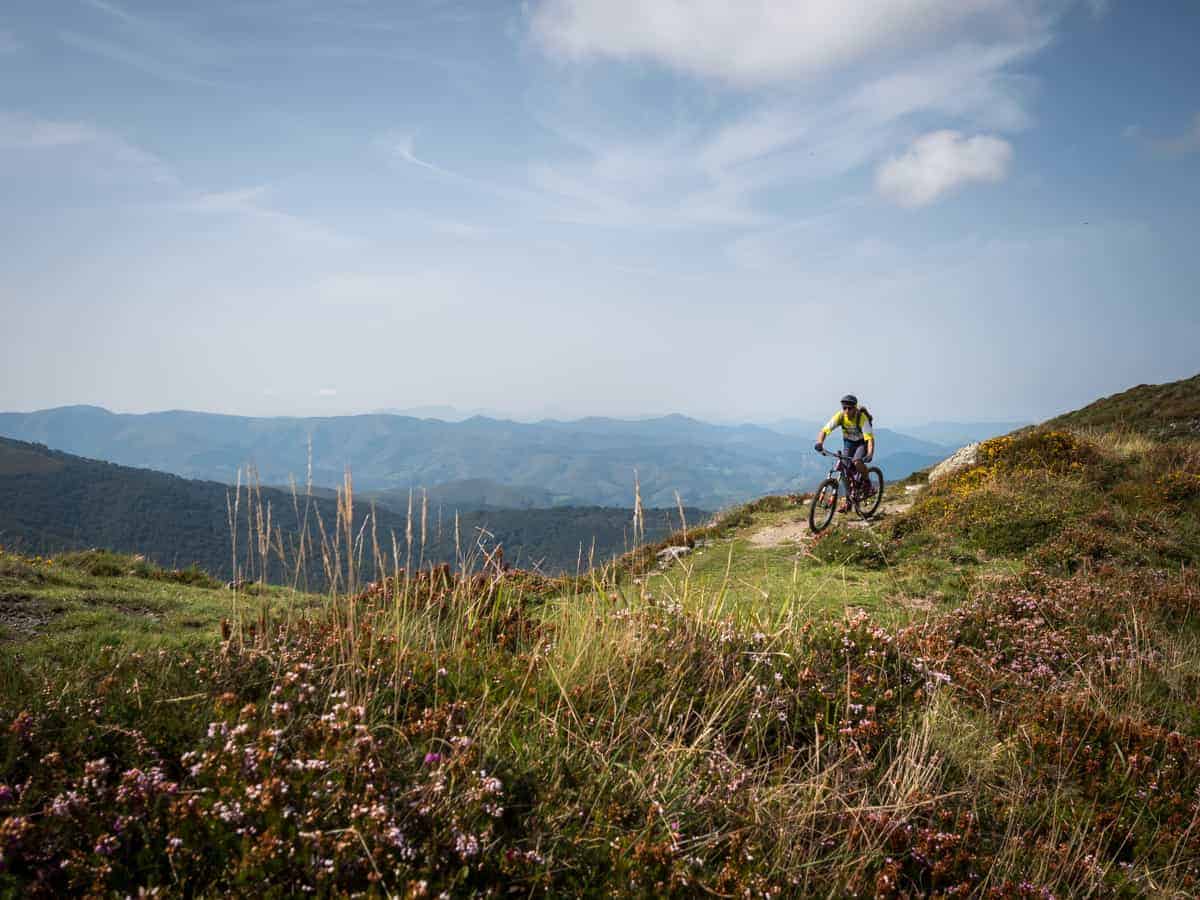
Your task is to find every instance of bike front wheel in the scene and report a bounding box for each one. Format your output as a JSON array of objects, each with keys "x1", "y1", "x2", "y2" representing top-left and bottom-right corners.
[
  {"x1": 854, "y1": 467, "x2": 885, "y2": 518},
  {"x1": 809, "y1": 478, "x2": 839, "y2": 533}
]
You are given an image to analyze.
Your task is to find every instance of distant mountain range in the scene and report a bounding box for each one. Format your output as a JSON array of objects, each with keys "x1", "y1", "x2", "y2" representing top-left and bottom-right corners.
[
  {"x1": 0, "y1": 406, "x2": 1014, "y2": 510},
  {"x1": 0, "y1": 437, "x2": 702, "y2": 579}
]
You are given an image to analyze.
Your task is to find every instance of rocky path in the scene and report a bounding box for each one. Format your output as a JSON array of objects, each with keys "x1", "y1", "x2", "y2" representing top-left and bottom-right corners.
[{"x1": 748, "y1": 484, "x2": 922, "y2": 548}]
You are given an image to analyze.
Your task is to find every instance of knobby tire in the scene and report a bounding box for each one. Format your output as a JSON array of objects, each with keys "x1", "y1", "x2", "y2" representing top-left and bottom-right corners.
[
  {"x1": 809, "y1": 478, "x2": 839, "y2": 533},
  {"x1": 854, "y1": 467, "x2": 885, "y2": 519}
]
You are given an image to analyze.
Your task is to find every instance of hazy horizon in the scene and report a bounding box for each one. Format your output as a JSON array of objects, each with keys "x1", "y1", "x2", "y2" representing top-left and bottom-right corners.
[
  {"x1": 4, "y1": 1, "x2": 1198, "y2": 424},
  {"x1": 0, "y1": 396, "x2": 1038, "y2": 433}
]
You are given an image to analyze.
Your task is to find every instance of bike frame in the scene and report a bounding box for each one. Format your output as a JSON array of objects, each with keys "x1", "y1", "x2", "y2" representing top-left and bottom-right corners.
[{"x1": 817, "y1": 448, "x2": 867, "y2": 494}]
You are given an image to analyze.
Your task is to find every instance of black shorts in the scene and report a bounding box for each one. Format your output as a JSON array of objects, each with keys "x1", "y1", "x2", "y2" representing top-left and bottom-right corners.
[{"x1": 843, "y1": 440, "x2": 868, "y2": 461}]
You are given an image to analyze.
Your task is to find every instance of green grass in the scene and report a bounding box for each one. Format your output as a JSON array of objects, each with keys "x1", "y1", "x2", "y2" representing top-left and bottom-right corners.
[
  {"x1": 0, "y1": 549, "x2": 324, "y2": 664},
  {"x1": 635, "y1": 501, "x2": 1018, "y2": 628}
]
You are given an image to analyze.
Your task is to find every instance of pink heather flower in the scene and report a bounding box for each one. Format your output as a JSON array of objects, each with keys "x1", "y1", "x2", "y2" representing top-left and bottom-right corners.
[
  {"x1": 454, "y1": 831, "x2": 480, "y2": 859},
  {"x1": 49, "y1": 792, "x2": 80, "y2": 818},
  {"x1": 424, "y1": 752, "x2": 441, "y2": 765}
]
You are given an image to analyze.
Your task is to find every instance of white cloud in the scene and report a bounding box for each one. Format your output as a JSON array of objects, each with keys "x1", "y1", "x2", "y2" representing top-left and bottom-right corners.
[
  {"x1": 0, "y1": 31, "x2": 20, "y2": 55},
  {"x1": 389, "y1": 134, "x2": 450, "y2": 175},
  {"x1": 521, "y1": 1, "x2": 1057, "y2": 228},
  {"x1": 317, "y1": 388, "x2": 338, "y2": 397},
  {"x1": 531, "y1": 0, "x2": 1053, "y2": 86},
  {"x1": 524, "y1": 35, "x2": 1036, "y2": 227},
  {"x1": 875, "y1": 130, "x2": 1012, "y2": 206}
]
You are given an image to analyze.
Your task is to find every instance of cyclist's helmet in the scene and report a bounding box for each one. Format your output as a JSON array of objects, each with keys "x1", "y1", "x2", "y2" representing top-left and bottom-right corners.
[{"x1": 840, "y1": 394, "x2": 858, "y2": 406}]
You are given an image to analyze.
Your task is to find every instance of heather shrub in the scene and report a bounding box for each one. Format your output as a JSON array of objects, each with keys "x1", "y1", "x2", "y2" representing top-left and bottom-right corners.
[{"x1": 808, "y1": 526, "x2": 890, "y2": 568}]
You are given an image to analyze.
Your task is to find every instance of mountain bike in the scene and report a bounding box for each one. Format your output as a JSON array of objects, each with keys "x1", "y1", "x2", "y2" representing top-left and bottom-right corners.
[{"x1": 808, "y1": 449, "x2": 885, "y2": 533}]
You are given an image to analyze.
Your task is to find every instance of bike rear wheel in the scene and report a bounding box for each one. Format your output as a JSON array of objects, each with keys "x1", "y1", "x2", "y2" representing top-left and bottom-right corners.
[
  {"x1": 809, "y1": 478, "x2": 839, "y2": 533},
  {"x1": 854, "y1": 467, "x2": 885, "y2": 518}
]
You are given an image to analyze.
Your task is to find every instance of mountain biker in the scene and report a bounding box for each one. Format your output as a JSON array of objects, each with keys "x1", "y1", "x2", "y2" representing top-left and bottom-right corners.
[{"x1": 814, "y1": 394, "x2": 875, "y2": 512}]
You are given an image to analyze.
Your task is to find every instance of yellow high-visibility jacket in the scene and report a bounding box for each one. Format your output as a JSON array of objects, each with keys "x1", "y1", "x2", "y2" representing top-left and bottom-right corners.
[{"x1": 821, "y1": 409, "x2": 874, "y2": 442}]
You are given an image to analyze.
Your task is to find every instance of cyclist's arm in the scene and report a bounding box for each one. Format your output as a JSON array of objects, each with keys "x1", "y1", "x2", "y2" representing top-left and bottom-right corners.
[
  {"x1": 863, "y1": 421, "x2": 875, "y2": 461},
  {"x1": 815, "y1": 413, "x2": 841, "y2": 448}
]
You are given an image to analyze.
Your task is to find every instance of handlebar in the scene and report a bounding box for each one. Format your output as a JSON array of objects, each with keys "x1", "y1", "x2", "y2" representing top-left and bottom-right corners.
[{"x1": 815, "y1": 447, "x2": 871, "y2": 463}]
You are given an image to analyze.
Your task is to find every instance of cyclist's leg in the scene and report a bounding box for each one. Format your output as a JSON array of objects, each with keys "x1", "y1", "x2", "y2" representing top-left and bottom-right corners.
[
  {"x1": 840, "y1": 439, "x2": 864, "y2": 510},
  {"x1": 849, "y1": 442, "x2": 870, "y2": 482},
  {"x1": 851, "y1": 444, "x2": 877, "y2": 496}
]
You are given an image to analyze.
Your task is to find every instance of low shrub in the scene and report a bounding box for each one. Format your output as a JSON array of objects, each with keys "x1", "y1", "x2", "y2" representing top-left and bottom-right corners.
[
  {"x1": 808, "y1": 526, "x2": 890, "y2": 568},
  {"x1": 54, "y1": 549, "x2": 156, "y2": 579}
]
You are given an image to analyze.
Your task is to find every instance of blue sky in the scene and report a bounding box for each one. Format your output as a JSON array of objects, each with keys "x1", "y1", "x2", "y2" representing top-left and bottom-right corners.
[{"x1": 2, "y1": 0, "x2": 1197, "y2": 425}]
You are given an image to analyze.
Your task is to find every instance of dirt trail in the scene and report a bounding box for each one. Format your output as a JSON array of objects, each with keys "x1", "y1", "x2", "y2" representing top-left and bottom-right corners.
[{"x1": 748, "y1": 484, "x2": 922, "y2": 548}]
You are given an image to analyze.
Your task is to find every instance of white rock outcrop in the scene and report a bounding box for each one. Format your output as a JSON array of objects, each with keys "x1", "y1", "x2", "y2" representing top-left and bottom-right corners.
[
  {"x1": 656, "y1": 545, "x2": 692, "y2": 561},
  {"x1": 927, "y1": 442, "x2": 981, "y2": 483}
]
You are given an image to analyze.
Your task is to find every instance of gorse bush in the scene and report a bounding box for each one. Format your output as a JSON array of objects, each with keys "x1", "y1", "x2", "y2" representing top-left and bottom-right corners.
[{"x1": 893, "y1": 427, "x2": 1200, "y2": 572}]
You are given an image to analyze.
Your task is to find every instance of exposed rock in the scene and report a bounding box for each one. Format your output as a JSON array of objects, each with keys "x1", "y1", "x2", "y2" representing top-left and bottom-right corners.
[
  {"x1": 749, "y1": 522, "x2": 809, "y2": 547},
  {"x1": 655, "y1": 545, "x2": 691, "y2": 561},
  {"x1": 928, "y1": 442, "x2": 981, "y2": 483}
]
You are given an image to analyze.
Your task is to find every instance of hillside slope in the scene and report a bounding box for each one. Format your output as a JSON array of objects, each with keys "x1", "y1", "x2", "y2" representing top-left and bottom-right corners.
[
  {"x1": 1047, "y1": 371, "x2": 1200, "y2": 436},
  {"x1": 0, "y1": 437, "x2": 703, "y2": 578},
  {"x1": 2, "y1": 376, "x2": 1199, "y2": 896}
]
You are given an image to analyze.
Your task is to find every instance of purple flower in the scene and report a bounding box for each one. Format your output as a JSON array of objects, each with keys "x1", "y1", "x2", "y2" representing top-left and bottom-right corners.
[{"x1": 423, "y1": 752, "x2": 441, "y2": 765}]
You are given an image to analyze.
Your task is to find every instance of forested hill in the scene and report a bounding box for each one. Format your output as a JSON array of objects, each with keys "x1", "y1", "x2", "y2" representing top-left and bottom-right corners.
[
  {"x1": 0, "y1": 406, "x2": 951, "y2": 509},
  {"x1": 0, "y1": 437, "x2": 703, "y2": 579}
]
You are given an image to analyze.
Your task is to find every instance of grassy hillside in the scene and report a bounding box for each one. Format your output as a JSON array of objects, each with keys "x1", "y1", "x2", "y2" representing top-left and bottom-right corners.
[
  {"x1": 0, "y1": 437, "x2": 704, "y2": 579},
  {"x1": 1047, "y1": 371, "x2": 1200, "y2": 437},
  {"x1": 2, "y1": 376, "x2": 1199, "y2": 896}
]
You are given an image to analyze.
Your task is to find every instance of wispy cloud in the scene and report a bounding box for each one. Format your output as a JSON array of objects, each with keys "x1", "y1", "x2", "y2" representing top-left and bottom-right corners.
[
  {"x1": 390, "y1": 134, "x2": 457, "y2": 177},
  {"x1": 0, "y1": 31, "x2": 20, "y2": 55},
  {"x1": 82, "y1": 0, "x2": 146, "y2": 28},
  {"x1": 63, "y1": 0, "x2": 238, "y2": 87},
  {"x1": 0, "y1": 111, "x2": 177, "y2": 185},
  {"x1": 59, "y1": 30, "x2": 225, "y2": 88},
  {"x1": 184, "y1": 186, "x2": 356, "y2": 248},
  {"x1": 876, "y1": 130, "x2": 1012, "y2": 206},
  {"x1": 379, "y1": 131, "x2": 551, "y2": 218}
]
